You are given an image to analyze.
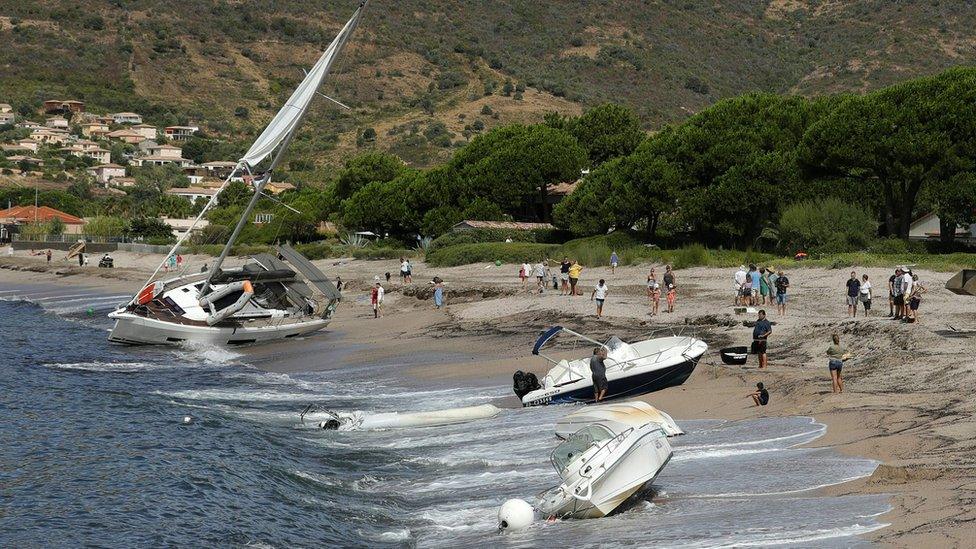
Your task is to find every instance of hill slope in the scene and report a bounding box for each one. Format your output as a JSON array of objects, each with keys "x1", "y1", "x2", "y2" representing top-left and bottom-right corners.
[{"x1": 2, "y1": 1, "x2": 975, "y2": 170}]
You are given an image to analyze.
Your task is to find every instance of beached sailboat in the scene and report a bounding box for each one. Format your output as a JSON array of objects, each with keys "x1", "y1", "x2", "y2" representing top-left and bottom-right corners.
[{"x1": 108, "y1": 2, "x2": 369, "y2": 345}]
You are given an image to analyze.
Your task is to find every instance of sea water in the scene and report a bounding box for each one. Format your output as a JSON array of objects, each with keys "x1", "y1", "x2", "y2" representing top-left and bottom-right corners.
[{"x1": 0, "y1": 285, "x2": 890, "y2": 547}]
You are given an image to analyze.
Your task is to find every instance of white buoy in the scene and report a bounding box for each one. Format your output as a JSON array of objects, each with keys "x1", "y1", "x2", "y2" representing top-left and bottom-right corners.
[
  {"x1": 183, "y1": 416, "x2": 193, "y2": 424},
  {"x1": 498, "y1": 498, "x2": 534, "y2": 531}
]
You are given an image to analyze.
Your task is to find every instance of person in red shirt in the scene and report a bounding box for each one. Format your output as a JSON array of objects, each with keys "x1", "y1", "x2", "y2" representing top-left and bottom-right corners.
[{"x1": 370, "y1": 282, "x2": 384, "y2": 318}]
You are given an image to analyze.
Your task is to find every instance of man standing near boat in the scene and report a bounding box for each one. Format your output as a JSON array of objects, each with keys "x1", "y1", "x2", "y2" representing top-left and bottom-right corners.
[
  {"x1": 753, "y1": 309, "x2": 772, "y2": 369},
  {"x1": 590, "y1": 347, "x2": 609, "y2": 402}
]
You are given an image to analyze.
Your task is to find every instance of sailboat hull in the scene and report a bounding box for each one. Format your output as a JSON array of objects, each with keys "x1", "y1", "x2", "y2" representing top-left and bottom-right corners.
[{"x1": 108, "y1": 312, "x2": 329, "y2": 346}]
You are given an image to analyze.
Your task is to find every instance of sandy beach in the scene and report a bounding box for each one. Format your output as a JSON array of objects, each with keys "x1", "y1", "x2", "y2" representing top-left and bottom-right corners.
[{"x1": 3, "y1": 248, "x2": 974, "y2": 546}]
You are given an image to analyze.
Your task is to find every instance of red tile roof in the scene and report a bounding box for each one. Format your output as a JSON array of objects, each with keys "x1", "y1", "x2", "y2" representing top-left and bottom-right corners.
[{"x1": 0, "y1": 205, "x2": 84, "y2": 224}]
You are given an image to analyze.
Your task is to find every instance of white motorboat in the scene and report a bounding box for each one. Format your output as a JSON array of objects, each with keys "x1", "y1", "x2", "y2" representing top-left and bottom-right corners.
[
  {"x1": 108, "y1": 1, "x2": 369, "y2": 345},
  {"x1": 554, "y1": 400, "x2": 683, "y2": 439},
  {"x1": 303, "y1": 404, "x2": 500, "y2": 431},
  {"x1": 513, "y1": 327, "x2": 708, "y2": 406},
  {"x1": 537, "y1": 419, "x2": 672, "y2": 519}
]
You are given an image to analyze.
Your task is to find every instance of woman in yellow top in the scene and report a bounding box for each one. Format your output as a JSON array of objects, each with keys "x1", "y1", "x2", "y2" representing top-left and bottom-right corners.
[{"x1": 568, "y1": 261, "x2": 583, "y2": 296}]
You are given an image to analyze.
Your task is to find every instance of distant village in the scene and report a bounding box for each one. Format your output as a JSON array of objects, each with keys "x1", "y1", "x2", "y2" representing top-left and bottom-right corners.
[{"x1": 0, "y1": 99, "x2": 295, "y2": 244}]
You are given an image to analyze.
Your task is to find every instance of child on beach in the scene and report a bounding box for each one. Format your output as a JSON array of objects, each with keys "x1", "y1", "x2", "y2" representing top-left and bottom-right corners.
[
  {"x1": 370, "y1": 281, "x2": 384, "y2": 318},
  {"x1": 433, "y1": 277, "x2": 444, "y2": 308},
  {"x1": 860, "y1": 274, "x2": 872, "y2": 316},
  {"x1": 647, "y1": 268, "x2": 660, "y2": 316},
  {"x1": 591, "y1": 279, "x2": 609, "y2": 318},
  {"x1": 749, "y1": 382, "x2": 769, "y2": 406}
]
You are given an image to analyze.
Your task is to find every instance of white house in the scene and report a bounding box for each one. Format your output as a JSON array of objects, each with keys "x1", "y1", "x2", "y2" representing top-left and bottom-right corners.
[
  {"x1": 160, "y1": 217, "x2": 210, "y2": 239},
  {"x1": 0, "y1": 112, "x2": 15, "y2": 125},
  {"x1": 165, "y1": 187, "x2": 217, "y2": 202},
  {"x1": 62, "y1": 145, "x2": 111, "y2": 164},
  {"x1": 909, "y1": 212, "x2": 976, "y2": 244},
  {"x1": 88, "y1": 163, "x2": 127, "y2": 185},
  {"x1": 106, "y1": 129, "x2": 145, "y2": 144},
  {"x1": 45, "y1": 116, "x2": 69, "y2": 129},
  {"x1": 0, "y1": 103, "x2": 11, "y2": 113},
  {"x1": 112, "y1": 112, "x2": 143, "y2": 124},
  {"x1": 164, "y1": 125, "x2": 199, "y2": 141},
  {"x1": 133, "y1": 143, "x2": 190, "y2": 167}
]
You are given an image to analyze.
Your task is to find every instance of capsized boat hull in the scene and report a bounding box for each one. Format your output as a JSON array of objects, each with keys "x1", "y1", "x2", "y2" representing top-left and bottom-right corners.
[
  {"x1": 308, "y1": 404, "x2": 500, "y2": 431},
  {"x1": 522, "y1": 358, "x2": 698, "y2": 407},
  {"x1": 538, "y1": 429, "x2": 672, "y2": 519},
  {"x1": 108, "y1": 311, "x2": 329, "y2": 346}
]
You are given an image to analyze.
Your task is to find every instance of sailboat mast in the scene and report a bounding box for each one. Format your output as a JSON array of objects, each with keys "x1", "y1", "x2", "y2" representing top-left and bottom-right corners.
[{"x1": 199, "y1": 1, "x2": 368, "y2": 295}]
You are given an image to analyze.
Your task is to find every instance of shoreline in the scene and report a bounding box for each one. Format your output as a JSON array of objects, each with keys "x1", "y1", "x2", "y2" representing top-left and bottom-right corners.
[{"x1": 3, "y1": 253, "x2": 974, "y2": 546}]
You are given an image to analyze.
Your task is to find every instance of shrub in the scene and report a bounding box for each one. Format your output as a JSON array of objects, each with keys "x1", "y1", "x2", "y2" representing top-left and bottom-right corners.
[
  {"x1": 294, "y1": 241, "x2": 335, "y2": 260},
  {"x1": 670, "y1": 244, "x2": 709, "y2": 269},
  {"x1": 350, "y1": 247, "x2": 416, "y2": 260},
  {"x1": 778, "y1": 198, "x2": 876, "y2": 254},
  {"x1": 426, "y1": 242, "x2": 558, "y2": 267}
]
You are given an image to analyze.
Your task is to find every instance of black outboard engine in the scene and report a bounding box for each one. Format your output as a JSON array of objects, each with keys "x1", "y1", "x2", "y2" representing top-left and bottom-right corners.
[{"x1": 513, "y1": 370, "x2": 541, "y2": 399}]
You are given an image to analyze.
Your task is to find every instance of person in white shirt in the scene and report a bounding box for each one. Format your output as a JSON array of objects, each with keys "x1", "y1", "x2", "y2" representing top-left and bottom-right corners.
[
  {"x1": 859, "y1": 274, "x2": 872, "y2": 316},
  {"x1": 591, "y1": 279, "x2": 609, "y2": 318},
  {"x1": 901, "y1": 270, "x2": 914, "y2": 309},
  {"x1": 734, "y1": 265, "x2": 747, "y2": 305},
  {"x1": 521, "y1": 262, "x2": 532, "y2": 289},
  {"x1": 533, "y1": 262, "x2": 546, "y2": 293}
]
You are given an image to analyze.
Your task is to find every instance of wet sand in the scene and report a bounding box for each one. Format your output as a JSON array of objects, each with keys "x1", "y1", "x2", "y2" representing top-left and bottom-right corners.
[{"x1": 4, "y1": 250, "x2": 975, "y2": 546}]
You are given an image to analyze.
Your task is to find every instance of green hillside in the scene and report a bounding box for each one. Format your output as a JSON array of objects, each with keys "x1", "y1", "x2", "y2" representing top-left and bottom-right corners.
[{"x1": 2, "y1": 0, "x2": 975, "y2": 172}]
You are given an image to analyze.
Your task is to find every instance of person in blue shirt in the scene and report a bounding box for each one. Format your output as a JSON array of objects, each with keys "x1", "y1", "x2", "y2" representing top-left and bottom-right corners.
[
  {"x1": 752, "y1": 309, "x2": 772, "y2": 369},
  {"x1": 846, "y1": 271, "x2": 861, "y2": 318},
  {"x1": 610, "y1": 251, "x2": 619, "y2": 274}
]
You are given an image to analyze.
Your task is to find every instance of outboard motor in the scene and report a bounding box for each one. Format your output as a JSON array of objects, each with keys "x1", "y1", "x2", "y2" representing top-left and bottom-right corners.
[{"x1": 513, "y1": 370, "x2": 541, "y2": 399}]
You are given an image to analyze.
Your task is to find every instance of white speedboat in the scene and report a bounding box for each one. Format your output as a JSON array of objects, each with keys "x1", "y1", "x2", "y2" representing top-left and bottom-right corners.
[
  {"x1": 108, "y1": 1, "x2": 369, "y2": 345},
  {"x1": 554, "y1": 400, "x2": 683, "y2": 439},
  {"x1": 514, "y1": 327, "x2": 708, "y2": 406},
  {"x1": 537, "y1": 420, "x2": 672, "y2": 519},
  {"x1": 303, "y1": 404, "x2": 500, "y2": 431}
]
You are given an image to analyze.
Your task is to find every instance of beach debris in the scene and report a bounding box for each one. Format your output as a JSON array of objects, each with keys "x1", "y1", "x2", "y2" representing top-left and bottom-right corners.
[
  {"x1": 498, "y1": 498, "x2": 534, "y2": 531},
  {"x1": 182, "y1": 416, "x2": 193, "y2": 424}
]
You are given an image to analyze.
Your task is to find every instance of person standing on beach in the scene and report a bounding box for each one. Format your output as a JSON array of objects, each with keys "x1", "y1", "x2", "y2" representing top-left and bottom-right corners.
[
  {"x1": 647, "y1": 268, "x2": 661, "y2": 316},
  {"x1": 559, "y1": 257, "x2": 571, "y2": 295},
  {"x1": 891, "y1": 268, "x2": 905, "y2": 319},
  {"x1": 846, "y1": 271, "x2": 861, "y2": 318},
  {"x1": 743, "y1": 271, "x2": 753, "y2": 306},
  {"x1": 370, "y1": 281, "x2": 384, "y2": 318},
  {"x1": 533, "y1": 261, "x2": 546, "y2": 293},
  {"x1": 176, "y1": 254, "x2": 184, "y2": 269},
  {"x1": 610, "y1": 251, "x2": 619, "y2": 274},
  {"x1": 78, "y1": 251, "x2": 84, "y2": 267},
  {"x1": 774, "y1": 270, "x2": 789, "y2": 315},
  {"x1": 46, "y1": 249, "x2": 51, "y2": 263},
  {"x1": 759, "y1": 267, "x2": 770, "y2": 305},
  {"x1": 521, "y1": 261, "x2": 532, "y2": 289},
  {"x1": 749, "y1": 264, "x2": 760, "y2": 306},
  {"x1": 826, "y1": 333, "x2": 850, "y2": 393},
  {"x1": 734, "y1": 265, "x2": 747, "y2": 305},
  {"x1": 400, "y1": 257, "x2": 409, "y2": 283},
  {"x1": 900, "y1": 269, "x2": 914, "y2": 322},
  {"x1": 433, "y1": 277, "x2": 445, "y2": 309},
  {"x1": 590, "y1": 347, "x2": 609, "y2": 402},
  {"x1": 907, "y1": 273, "x2": 925, "y2": 323},
  {"x1": 591, "y1": 278, "x2": 609, "y2": 318},
  {"x1": 568, "y1": 260, "x2": 583, "y2": 296},
  {"x1": 860, "y1": 274, "x2": 872, "y2": 316},
  {"x1": 663, "y1": 265, "x2": 676, "y2": 313},
  {"x1": 752, "y1": 309, "x2": 771, "y2": 369},
  {"x1": 887, "y1": 270, "x2": 897, "y2": 317}
]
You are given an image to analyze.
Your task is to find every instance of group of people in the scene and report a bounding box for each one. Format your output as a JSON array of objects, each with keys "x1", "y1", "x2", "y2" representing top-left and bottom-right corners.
[
  {"x1": 519, "y1": 258, "x2": 587, "y2": 296},
  {"x1": 888, "y1": 267, "x2": 925, "y2": 323},
  {"x1": 645, "y1": 265, "x2": 677, "y2": 316},
  {"x1": 162, "y1": 253, "x2": 183, "y2": 272},
  {"x1": 733, "y1": 264, "x2": 789, "y2": 314}
]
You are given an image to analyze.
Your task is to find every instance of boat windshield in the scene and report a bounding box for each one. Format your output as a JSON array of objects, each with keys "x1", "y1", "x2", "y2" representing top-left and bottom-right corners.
[{"x1": 550, "y1": 424, "x2": 614, "y2": 472}]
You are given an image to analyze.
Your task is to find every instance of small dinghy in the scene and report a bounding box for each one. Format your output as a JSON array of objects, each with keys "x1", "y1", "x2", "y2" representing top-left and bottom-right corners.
[
  {"x1": 554, "y1": 401, "x2": 683, "y2": 440},
  {"x1": 302, "y1": 403, "x2": 500, "y2": 431},
  {"x1": 720, "y1": 346, "x2": 749, "y2": 365}
]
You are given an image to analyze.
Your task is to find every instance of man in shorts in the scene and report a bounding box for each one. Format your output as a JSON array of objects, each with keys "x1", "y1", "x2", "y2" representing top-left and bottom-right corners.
[
  {"x1": 752, "y1": 309, "x2": 772, "y2": 369},
  {"x1": 749, "y1": 382, "x2": 769, "y2": 407},
  {"x1": 559, "y1": 257, "x2": 571, "y2": 295},
  {"x1": 590, "y1": 346, "x2": 609, "y2": 402},
  {"x1": 891, "y1": 268, "x2": 905, "y2": 320},
  {"x1": 845, "y1": 271, "x2": 860, "y2": 318},
  {"x1": 774, "y1": 270, "x2": 789, "y2": 315}
]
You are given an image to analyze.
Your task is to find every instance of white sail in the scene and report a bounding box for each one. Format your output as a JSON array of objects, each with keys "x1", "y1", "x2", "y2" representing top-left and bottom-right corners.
[{"x1": 241, "y1": 3, "x2": 366, "y2": 169}]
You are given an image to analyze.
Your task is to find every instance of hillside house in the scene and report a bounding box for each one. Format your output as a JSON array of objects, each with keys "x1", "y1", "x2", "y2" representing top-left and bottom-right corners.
[
  {"x1": 112, "y1": 112, "x2": 143, "y2": 124},
  {"x1": 182, "y1": 166, "x2": 207, "y2": 185},
  {"x1": 17, "y1": 139, "x2": 39, "y2": 153},
  {"x1": 0, "y1": 112, "x2": 15, "y2": 125},
  {"x1": 166, "y1": 187, "x2": 217, "y2": 202},
  {"x1": 81, "y1": 121, "x2": 110, "y2": 138},
  {"x1": 4, "y1": 155, "x2": 43, "y2": 169},
  {"x1": 0, "y1": 205, "x2": 86, "y2": 235},
  {"x1": 201, "y1": 161, "x2": 237, "y2": 179},
  {"x1": 163, "y1": 125, "x2": 199, "y2": 141},
  {"x1": 106, "y1": 129, "x2": 145, "y2": 144},
  {"x1": 265, "y1": 181, "x2": 295, "y2": 195},
  {"x1": 30, "y1": 128, "x2": 69, "y2": 145},
  {"x1": 111, "y1": 177, "x2": 137, "y2": 188},
  {"x1": 43, "y1": 100, "x2": 85, "y2": 114},
  {"x1": 134, "y1": 143, "x2": 190, "y2": 167},
  {"x1": 0, "y1": 103, "x2": 11, "y2": 113},
  {"x1": 130, "y1": 124, "x2": 157, "y2": 140},
  {"x1": 1, "y1": 144, "x2": 33, "y2": 155},
  {"x1": 88, "y1": 163, "x2": 127, "y2": 185},
  {"x1": 144, "y1": 143, "x2": 183, "y2": 159},
  {"x1": 45, "y1": 116, "x2": 69, "y2": 129},
  {"x1": 16, "y1": 120, "x2": 41, "y2": 130},
  {"x1": 62, "y1": 145, "x2": 111, "y2": 164}
]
